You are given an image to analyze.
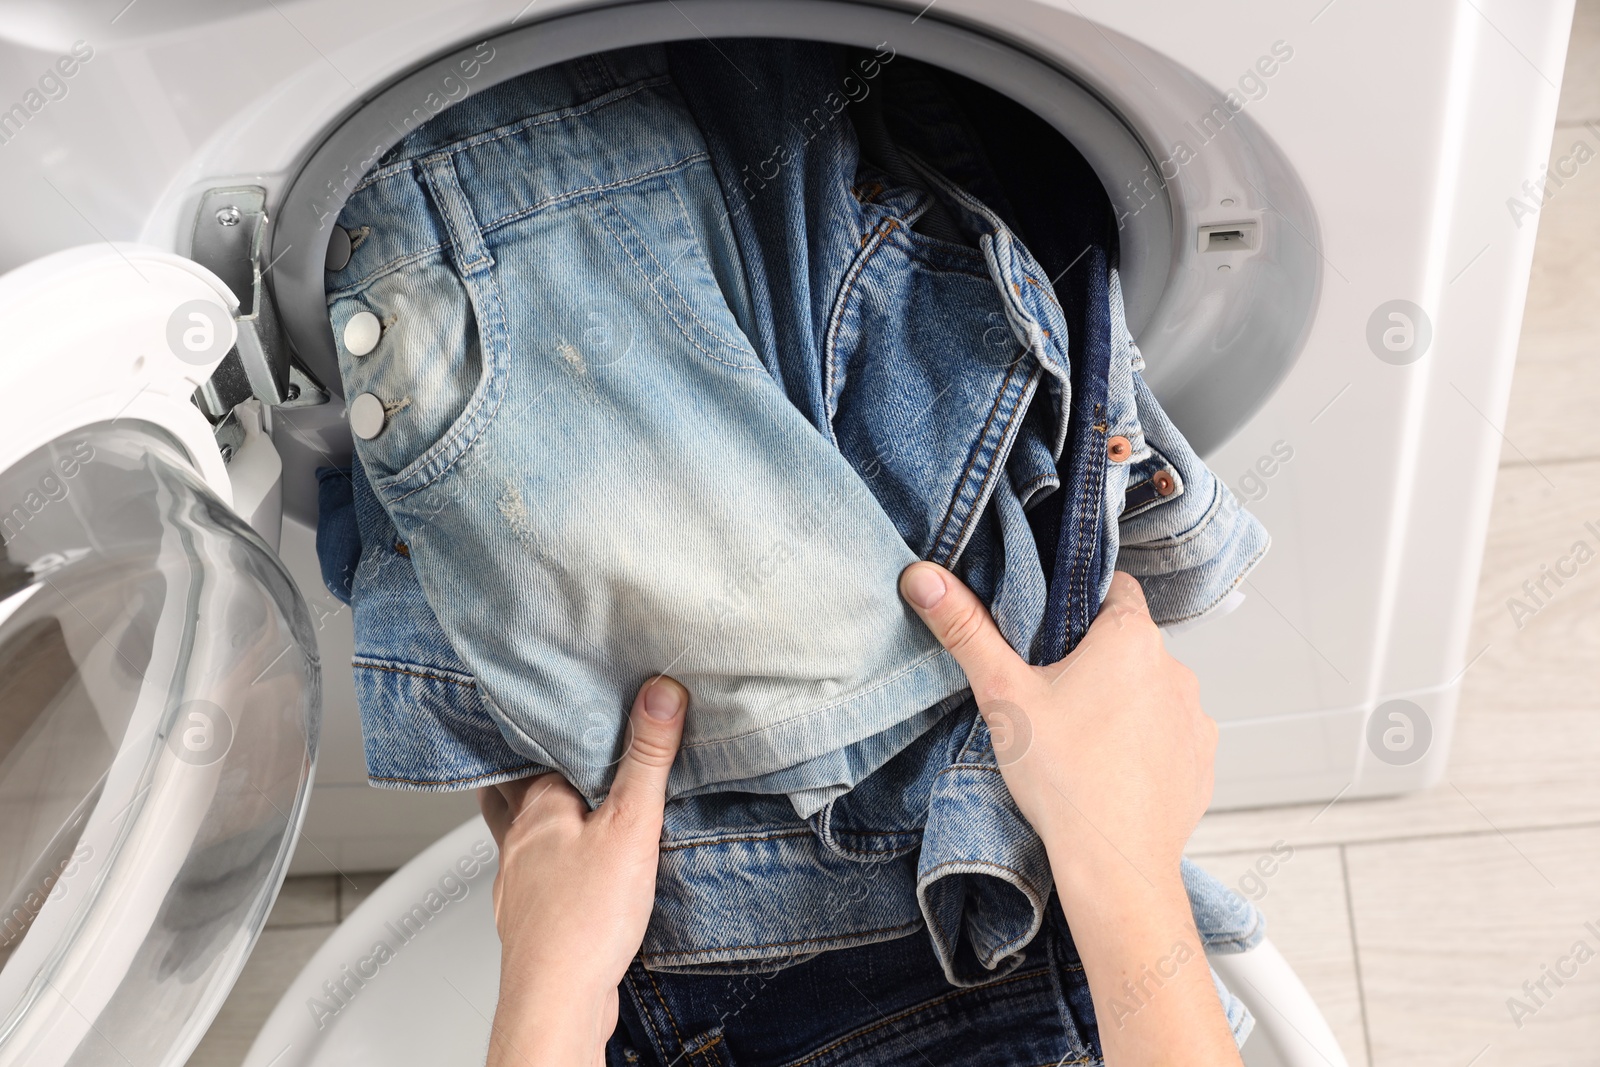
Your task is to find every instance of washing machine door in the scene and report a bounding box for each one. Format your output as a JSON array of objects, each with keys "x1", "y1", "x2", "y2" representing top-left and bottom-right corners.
[{"x1": 0, "y1": 246, "x2": 321, "y2": 1067}]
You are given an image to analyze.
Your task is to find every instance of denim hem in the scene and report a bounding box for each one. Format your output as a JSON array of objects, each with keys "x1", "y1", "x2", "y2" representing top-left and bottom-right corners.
[
  {"x1": 916, "y1": 859, "x2": 1047, "y2": 985},
  {"x1": 638, "y1": 919, "x2": 925, "y2": 969},
  {"x1": 366, "y1": 765, "x2": 541, "y2": 791},
  {"x1": 652, "y1": 652, "x2": 969, "y2": 802}
]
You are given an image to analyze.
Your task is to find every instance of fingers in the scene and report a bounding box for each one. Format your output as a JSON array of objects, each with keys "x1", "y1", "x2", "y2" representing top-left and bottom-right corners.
[
  {"x1": 478, "y1": 785, "x2": 511, "y2": 847},
  {"x1": 1101, "y1": 570, "x2": 1152, "y2": 622},
  {"x1": 898, "y1": 562, "x2": 1026, "y2": 700},
  {"x1": 480, "y1": 774, "x2": 584, "y2": 847},
  {"x1": 603, "y1": 675, "x2": 687, "y2": 819}
]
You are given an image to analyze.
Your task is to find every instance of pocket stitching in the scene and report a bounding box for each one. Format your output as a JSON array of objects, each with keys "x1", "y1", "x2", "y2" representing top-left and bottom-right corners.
[
  {"x1": 377, "y1": 264, "x2": 512, "y2": 504},
  {"x1": 590, "y1": 189, "x2": 762, "y2": 371}
]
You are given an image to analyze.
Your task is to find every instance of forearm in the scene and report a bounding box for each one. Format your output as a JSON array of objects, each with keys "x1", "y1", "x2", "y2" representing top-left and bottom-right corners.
[
  {"x1": 1046, "y1": 840, "x2": 1243, "y2": 1067},
  {"x1": 486, "y1": 968, "x2": 612, "y2": 1067}
]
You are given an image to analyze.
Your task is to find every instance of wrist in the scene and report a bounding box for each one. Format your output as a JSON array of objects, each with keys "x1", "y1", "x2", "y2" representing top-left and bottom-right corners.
[
  {"x1": 1047, "y1": 842, "x2": 1190, "y2": 931},
  {"x1": 490, "y1": 969, "x2": 614, "y2": 1065}
]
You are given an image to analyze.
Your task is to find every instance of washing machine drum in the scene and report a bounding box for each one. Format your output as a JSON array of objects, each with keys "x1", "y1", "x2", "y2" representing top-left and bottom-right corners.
[{"x1": 0, "y1": 418, "x2": 318, "y2": 1066}]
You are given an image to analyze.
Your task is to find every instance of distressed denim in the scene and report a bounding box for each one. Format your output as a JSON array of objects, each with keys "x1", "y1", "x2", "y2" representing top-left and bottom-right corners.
[
  {"x1": 317, "y1": 38, "x2": 1265, "y2": 1044},
  {"x1": 325, "y1": 44, "x2": 969, "y2": 806}
]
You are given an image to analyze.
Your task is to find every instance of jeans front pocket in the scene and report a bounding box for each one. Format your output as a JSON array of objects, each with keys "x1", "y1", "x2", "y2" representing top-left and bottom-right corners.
[{"x1": 331, "y1": 154, "x2": 511, "y2": 504}]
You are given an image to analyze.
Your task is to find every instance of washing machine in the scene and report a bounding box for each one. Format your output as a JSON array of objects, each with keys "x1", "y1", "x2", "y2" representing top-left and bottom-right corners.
[{"x1": 0, "y1": 1, "x2": 1572, "y2": 1065}]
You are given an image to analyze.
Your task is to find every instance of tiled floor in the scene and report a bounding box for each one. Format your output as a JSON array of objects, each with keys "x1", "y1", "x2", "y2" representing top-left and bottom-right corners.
[
  {"x1": 189, "y1": 7, "x2": 1600, "y2": 1066},
  {"x1": 1190, "y1": 5, "x2": 1600, "y2": 1064}
]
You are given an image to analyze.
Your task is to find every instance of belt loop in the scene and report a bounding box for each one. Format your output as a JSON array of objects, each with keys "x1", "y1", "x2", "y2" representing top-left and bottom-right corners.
[{"x1": 419, "y1": 152, "x2": 493, "y2": 275}]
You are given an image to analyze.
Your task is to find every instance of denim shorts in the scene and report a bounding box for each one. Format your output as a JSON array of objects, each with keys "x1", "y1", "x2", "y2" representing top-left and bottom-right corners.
[{"x1": 325, "y1": 45, "x2": 968, "y2": 807}]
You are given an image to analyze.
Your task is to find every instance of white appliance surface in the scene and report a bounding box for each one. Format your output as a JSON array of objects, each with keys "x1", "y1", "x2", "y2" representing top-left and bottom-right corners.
[{"x1": 0, "y1": 1, "x2": 1573, "y2": 1064}]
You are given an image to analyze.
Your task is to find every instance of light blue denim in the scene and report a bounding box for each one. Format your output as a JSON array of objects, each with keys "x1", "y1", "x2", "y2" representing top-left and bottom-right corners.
[
  {"x1": 317, "y1": 40, "x2": 1266, "y2": 1046},
  {"x1": 325, "y1": 45, "x2": 968, "y2": 807}
]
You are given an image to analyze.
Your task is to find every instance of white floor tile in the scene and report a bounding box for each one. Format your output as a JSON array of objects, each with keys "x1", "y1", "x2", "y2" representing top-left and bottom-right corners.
[
  {"x1": 1191, "y1": 846, "x2": 1370, "y2": 1066},
  {"x1": 1346, "y1": 825, "x2": 1600, "y2": 1067}
]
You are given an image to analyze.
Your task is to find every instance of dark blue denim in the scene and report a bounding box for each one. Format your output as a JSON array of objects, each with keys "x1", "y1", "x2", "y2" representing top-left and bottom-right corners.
[
  {"x1": 313, "y1": 466, "x2": 359, "y2": 606},
  {"x1": 609, "y1": 899, "x2": 1101, "y2": 1067}
]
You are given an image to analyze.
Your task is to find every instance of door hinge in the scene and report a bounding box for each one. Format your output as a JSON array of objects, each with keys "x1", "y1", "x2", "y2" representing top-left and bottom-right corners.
[{"x1": 190, "y1": 186, "x2": 329, "y2": 421}]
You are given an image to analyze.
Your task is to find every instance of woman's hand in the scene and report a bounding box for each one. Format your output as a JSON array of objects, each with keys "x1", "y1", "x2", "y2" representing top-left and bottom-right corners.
[
  {"x1": 899, "y1": 563, "x2": 1241, "y2": 1067},
  {"x1": 478, "y1": 676, "x2": 688, "y2": 1067}
]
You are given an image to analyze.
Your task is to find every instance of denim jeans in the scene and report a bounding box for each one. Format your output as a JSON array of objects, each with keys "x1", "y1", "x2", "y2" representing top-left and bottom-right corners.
[
  {"x1": 316, "y1": 38, "x2": 1265, "y2": 1044},
  {"x1": 667, "y1": 40, "x2": 1267, "y2": 990},
  {"x1": 609, "y1": 902, "x2": 1103, "y2": 1067},
  {"x1": 325, "y1": 44, "x2": 968, "y2": 808}
]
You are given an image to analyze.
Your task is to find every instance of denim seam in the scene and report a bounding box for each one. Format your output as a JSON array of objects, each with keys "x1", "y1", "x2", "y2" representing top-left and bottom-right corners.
[
  {"x1": 883, "y1": 223, "x2": 992, "y2": 278},
  {"x1": 817, "y1": 835, "x2": 920, "y2": 860},
  {"x1": 943, "y1": 362, "x2": 1041, "y2": 564},
  {"x1": 625, "y1": 177, "x2": 754, "y2": 352},
  {"x1": 377, "y1": 242, "x2": 513, "y2": 504},
  {"x1": 421, "y1": 154, "x2": 492, "y2": 275},
  {"x1": 676, "y1": 643, "x2": 948, "y2": 749},
  {"x1": 928, "y1": 358, "x2": 1036, "y2": 566},
  {"x1": 326, "y1": 241, "x2": 448, "y2": 301},
  {"x1": 639, "y1": 920, "x2": 924, "y2": 961},
  {"x1": 937, "y1": 761, "x2": 1004, "y2": 775},
  {"x1": 1118, "y1": 478, "x2": 1228, "y2": 550},
  {"x1": 476, "y1": 152, "x2": 711, "y2": 241},
  {"x1": 659, "y1": 829, "x2": 814, "y2": 853},
  {"x1": 821, "y1": 214, "x2": 898, "y2": 439},
  {"x1": 918, "y1": 859, "x2": 1048, "y2": 967},
  {"x1": 1073, "y1": 401, "x2": 1110, "y2": 645},
  {"x1": 590, "y1": 191, "x2": 763, "y2": 371},
  {"x1": 368, "y1": 764, "x2": 539, "y2": 787},
  {"x1": 353, "y1": 75, "x2": 676, "y2": 191},
  {"x1": 1016, "y1": 470, "x2": 1058, "y2": 509},
  {"x1": 623, "y1": 969, "x2": 673, "y2": 1062},
  {"x1": 1138, "y1": 538, "x2": 1270, "y2": 626},
  {"x1": 329, "y1": 154, "x2": 712, "y2": 297},
  {"x1": 352, "y1": 660, "x2": 477, "y2": 687},
  {"x1": 774, "y1": 968, "x2": 1050, "y2": 1067},
  {"x1": 641, "y1": 966, "x2": 690, "y2": 1056}
]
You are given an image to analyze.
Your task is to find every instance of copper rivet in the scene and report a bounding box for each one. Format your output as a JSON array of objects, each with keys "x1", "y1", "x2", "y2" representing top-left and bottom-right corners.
[
  {"x1": 1107, "y1": 436, "x2": 1132, "y2": 462},
  {"x1": 1152, "y1": 470, "x2": 1176, "y2": 496}
]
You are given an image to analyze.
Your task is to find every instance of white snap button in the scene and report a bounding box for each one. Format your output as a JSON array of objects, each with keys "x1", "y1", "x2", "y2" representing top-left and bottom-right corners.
[
  {"x1": 349, "y1": 393, "x2": 387, "y2": 440},
  {"x1": 325, "y1": 226, "x2": 353, "y2": 272},
  {"x1": 343, "y1": 310, "x2": 382, "y2": 356}
]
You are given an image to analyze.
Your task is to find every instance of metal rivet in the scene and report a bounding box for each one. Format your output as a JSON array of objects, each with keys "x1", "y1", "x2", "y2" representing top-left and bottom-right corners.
[
  {"x1": 343, "y1": 310, "x2": 382, "y2": 356},
  {"x1": 1107, "y1": 436, "x2": 1132, "y2": 463},
  {"x1": 1152, "y1": 470, "x2": 1176, "y2": 496},
  {"x1": 215, "y1": 206, "x2": 241, "y2": 227},
  {"x1": 349, "y1": 393, "x2": 387, "y2": 440},
  {"x1": 325, "y1": 225, "x2": 353, "y2": 272}
]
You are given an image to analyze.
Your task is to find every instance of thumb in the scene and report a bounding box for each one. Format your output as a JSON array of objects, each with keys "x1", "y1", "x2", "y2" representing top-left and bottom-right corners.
[
  {"x1": 899, "y1": 562, "x2": 1026, "y2": 700},
  {"x1": 603, "y1": 675, "x2": 687, "y2": 818}
]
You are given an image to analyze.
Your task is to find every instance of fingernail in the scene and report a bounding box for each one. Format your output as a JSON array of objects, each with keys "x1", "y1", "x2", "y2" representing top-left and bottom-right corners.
[
  {"x1": 643, "y1": 679, "x2": 684, "y2": 721},
  {"x1": 902, "y1": 565, "x2": 947, "y2": 610}
]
